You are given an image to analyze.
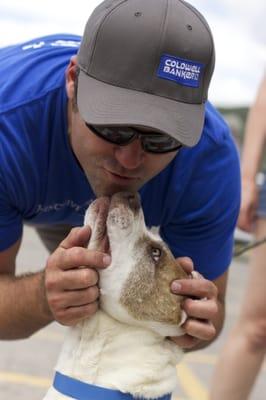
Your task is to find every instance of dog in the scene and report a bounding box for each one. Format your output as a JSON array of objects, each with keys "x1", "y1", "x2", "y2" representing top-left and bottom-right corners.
[{"x1": 43, "y1": 192, "x2": 189, "y2": 400}]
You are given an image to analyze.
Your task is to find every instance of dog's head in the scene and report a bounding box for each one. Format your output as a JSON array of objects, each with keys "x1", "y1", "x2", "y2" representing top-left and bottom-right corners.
[{"x1": 84, "y1": 192, "x2": 189, "y2": 336}]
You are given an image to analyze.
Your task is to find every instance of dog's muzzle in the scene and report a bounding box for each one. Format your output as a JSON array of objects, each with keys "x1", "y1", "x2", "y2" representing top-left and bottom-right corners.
[{"x1": 109, "y1": 191, "x2": 141, "y2": 213}]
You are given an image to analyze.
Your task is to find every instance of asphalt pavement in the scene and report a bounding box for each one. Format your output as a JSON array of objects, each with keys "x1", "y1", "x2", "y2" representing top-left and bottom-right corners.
[{"x1": 0, "y1": 226, "x2": 265, "y2": 399}]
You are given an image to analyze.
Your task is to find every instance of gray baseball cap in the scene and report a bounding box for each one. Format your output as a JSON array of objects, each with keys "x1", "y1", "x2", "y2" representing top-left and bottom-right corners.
[{"x1": 77, "y1": 0, "x2": 215, "y2": 146}]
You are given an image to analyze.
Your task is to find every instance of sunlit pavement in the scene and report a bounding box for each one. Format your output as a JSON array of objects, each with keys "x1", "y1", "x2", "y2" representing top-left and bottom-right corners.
[{"x1": 0, "y1": 226, "x2": 265, "y2": 399}]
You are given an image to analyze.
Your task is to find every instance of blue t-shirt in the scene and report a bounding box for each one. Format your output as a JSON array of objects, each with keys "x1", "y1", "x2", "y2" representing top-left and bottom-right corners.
[{"x1": 0, "y1": 34, "x2": 241, "y2": 280}]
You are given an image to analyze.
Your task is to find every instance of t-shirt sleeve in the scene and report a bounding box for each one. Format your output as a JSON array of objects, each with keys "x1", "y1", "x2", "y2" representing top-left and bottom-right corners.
[
  {"x1": 0, "y1": 172, "x2": 23, "y2": 251},
  {"x1": 160, "y1": 133, "x2": 241, "y2": 280},
  {"x1": 0, "y1": 128, "x2": 23, "y2": 251}
]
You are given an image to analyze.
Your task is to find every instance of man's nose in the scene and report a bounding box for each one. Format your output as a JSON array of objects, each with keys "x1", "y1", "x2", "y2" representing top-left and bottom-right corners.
[{"x1": 114, "y1": 139, "x2": 145, "y2": 170}]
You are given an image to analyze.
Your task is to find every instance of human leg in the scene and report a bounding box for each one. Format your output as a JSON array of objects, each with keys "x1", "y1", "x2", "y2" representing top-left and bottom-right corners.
[{"x1": 210, "y1": 218, "x2": 266, "y2": 400}]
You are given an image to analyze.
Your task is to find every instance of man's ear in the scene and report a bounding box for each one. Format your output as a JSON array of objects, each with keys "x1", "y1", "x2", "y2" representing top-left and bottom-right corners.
[{"x1": 65, "y1": 56, "x2": 78, "y2": 100}]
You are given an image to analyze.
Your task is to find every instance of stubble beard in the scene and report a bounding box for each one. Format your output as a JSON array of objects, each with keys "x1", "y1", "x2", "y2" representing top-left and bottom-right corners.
[{"x1": 83, "y1": 155, "x2": 145, "y2": 197}]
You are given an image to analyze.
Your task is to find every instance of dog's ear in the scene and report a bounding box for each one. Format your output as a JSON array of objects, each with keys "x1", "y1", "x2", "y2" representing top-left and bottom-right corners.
[{"x1": 84, "y1": 198, "x2": 110, "y2": 251}]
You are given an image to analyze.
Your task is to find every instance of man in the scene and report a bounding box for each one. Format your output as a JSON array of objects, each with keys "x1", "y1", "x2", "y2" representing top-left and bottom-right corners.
[{"x1": 0, "y1": 0, "x2": 240, "y2": 351}]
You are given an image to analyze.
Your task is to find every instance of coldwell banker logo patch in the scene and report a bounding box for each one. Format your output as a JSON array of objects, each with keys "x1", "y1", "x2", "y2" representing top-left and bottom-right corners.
[{"x1": 157, "y1": 54, "x2": 204, "y2": 88}]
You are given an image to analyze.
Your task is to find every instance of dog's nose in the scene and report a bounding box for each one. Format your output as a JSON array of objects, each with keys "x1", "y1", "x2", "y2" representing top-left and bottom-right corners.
[
  {"x1": 127, "y1": 192, "x2": 141, "y2": 211},
  {"x1": 112, "y1": 192, "x2": 141, "y2": 211}
]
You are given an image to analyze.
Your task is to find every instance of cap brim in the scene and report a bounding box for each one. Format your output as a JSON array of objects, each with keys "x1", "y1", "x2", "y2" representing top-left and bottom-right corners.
[{"x1": 77, "y1": 71, "x2": 205, "y2": 147}]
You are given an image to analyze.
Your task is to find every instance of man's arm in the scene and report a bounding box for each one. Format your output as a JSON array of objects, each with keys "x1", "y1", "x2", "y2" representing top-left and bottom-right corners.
[
  {"x1": 171, "y1": 257, "x2": 228, "y2": 351},
  {"x1": 0, "y1": 239, "x2": 52, "y2": 340}
]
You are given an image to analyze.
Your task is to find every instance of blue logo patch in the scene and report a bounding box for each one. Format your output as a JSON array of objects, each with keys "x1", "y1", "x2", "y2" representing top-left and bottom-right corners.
[{"x1": 157, "y1": 54, "x2": 204, "y2": 88}]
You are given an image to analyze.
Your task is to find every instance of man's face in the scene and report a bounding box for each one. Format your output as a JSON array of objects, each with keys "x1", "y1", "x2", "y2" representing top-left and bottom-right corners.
[{"x1": 69, "y1": 111, "x2": 178, "y2": 197}]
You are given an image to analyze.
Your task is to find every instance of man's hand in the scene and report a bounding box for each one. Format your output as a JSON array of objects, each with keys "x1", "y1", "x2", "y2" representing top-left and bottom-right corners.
[
  {"x1": 44, "y1": 226, "x2": 111, "y2": 326},
  {"x1": 170, "y1": 257, "x2": 219, "y2": 350}
]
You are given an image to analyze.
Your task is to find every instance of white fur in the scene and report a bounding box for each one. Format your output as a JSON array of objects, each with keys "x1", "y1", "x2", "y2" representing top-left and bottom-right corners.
[{"x1": 44, "y1": 311, "x2": 182, "y2": 399}]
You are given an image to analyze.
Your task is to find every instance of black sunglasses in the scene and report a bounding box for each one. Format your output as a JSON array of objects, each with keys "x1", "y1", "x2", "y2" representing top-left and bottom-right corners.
[{"x1": 86, "y1": 124, "x2": 183, "y2": 154}]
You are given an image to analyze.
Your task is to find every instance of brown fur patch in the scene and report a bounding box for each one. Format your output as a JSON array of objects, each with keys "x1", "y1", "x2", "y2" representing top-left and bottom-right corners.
[{"x1": 120, "y1": 237, "x2": 188, "y2": 325}]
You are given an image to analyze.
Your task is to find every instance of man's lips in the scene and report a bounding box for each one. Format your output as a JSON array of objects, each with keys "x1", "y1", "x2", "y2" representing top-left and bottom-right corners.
[{"x1": 104, "y1": 168, "x2": 140, "y2": 181}]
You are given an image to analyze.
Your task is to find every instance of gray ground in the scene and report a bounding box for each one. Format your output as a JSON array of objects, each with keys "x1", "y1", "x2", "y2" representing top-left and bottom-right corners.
[{"x1": 0, "y1": 226, "x2": 265, "y2": 399}]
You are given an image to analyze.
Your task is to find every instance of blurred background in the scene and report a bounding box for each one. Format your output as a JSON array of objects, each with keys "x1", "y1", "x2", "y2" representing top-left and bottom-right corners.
[
  {"x1": 0, "y1": 1, "x2": 265, "y2": 399},
  {"x1": 1, "y1": 0, "x2": 265, "y2": 105}
]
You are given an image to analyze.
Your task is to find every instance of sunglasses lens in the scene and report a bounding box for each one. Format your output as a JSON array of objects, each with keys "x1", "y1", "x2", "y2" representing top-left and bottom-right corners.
[
  {"x1": 91, "y1": 126, "x2": 135, "y2": 145},
  {"x1": 142, "y1": 135, "x2": 182, "y2": 153},
  {"x1": 87, "y1": 124, "x2": 182, "y2": 153}
]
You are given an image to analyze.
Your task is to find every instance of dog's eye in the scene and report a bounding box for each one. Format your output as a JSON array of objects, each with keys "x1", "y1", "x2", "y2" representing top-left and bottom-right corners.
[{"x1": 151, "y1": 247, "x2": 161, "y2": 262}]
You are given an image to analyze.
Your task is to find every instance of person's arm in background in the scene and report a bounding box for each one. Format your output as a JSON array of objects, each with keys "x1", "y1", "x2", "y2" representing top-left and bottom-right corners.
[{"x1": 238, "y1": 75, "x2": 266, "y2": 231}]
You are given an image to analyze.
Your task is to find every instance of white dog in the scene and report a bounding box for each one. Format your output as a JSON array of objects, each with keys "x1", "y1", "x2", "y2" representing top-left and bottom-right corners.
[{"x1": 43, "y1": 192, "x2": 189, "y2": 400}]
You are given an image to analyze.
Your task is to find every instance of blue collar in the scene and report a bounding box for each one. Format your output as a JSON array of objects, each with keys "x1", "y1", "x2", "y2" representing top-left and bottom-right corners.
[{"x1": 53, "y1": 371, "x2": 171, "y2": 400}]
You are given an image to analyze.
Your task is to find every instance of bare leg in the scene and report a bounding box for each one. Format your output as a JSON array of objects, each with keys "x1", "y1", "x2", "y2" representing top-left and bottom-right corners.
[{"x1": 210, "y1": 218, "x2": 266, "y2": 400}]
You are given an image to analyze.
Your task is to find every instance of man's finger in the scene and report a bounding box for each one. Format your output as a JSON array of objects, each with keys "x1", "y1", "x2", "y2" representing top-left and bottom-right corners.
[
  {"x1": 170, "y1": 334, "x2": 200, "y2": 349},
  {"x1": 55, "y1": 301, "x2": 99, "y2": 326},
  {"x1": 182, "y1": 298, "x2": 218, "y2": 320},
  {"x1": 171, "y1": 277, "x2": 218, "y2": 299},
  {"x1": 48, "y1": 247, "x2": 111, "y2": 271},
  {"x1": 175, "y1": 256, "x2": 194, "y2": 274},
  {"x1": 49, "y1": 286, "x2": 100, "y2": 310},
  {"x1": 60, "y1": 226, "x2": 92, "y2": 249},
  {"x1": 182, "y1": 318, "x2": 216, "y2": 341},
  {"x1": 48, "y1": 268, "x2": 99, "y2": 291}
]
